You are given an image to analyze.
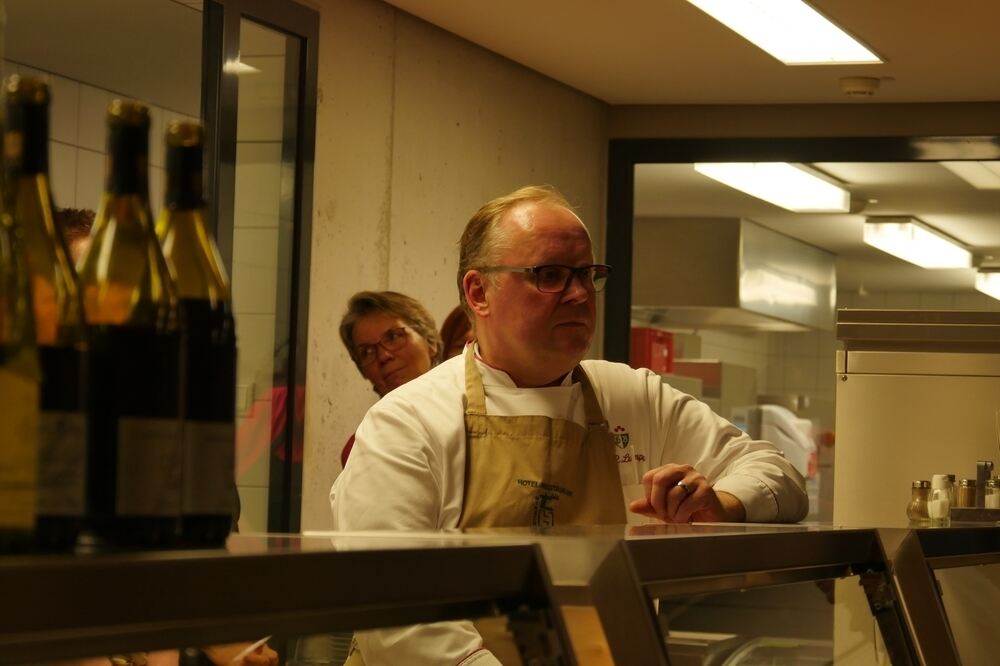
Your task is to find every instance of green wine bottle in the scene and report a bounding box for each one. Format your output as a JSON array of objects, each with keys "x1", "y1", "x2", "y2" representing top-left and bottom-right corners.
[
  {"x1": 156, "y1": 120, "x2": 236, "y2": 547},
  {"x1": 76, "y1": 100, "x2": 182, "y2": 548}
]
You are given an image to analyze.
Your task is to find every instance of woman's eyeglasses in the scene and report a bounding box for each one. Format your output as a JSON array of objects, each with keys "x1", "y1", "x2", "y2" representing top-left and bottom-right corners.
[
  {"x1": 355, "y1": 326, "x2": 411, "y2": 366},
  {"x1": 477, "y1": 264, "x2": 611, "y2": 293}
]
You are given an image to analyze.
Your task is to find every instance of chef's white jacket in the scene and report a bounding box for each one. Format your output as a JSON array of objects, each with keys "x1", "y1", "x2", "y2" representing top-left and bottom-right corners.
[{"x1": 331, "y1": 353, "x2": 808, "y2": 665}]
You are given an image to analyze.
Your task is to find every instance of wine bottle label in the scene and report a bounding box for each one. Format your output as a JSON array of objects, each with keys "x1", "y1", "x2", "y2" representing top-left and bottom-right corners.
[
  {"x1": 37, "y1": 411, "x2": 86, "y2": 516},
  {"x1": 182, "y1": 421, "x2": 235, "y2": 514},
  {"x1": 0, "y1": 366, "x2": 39, "y2": 529},
  {"x1": 116, "y1": 417, "x2": 183, "y2": 516}
]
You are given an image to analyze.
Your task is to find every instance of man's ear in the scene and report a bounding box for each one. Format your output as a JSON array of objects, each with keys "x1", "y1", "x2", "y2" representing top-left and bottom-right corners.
[{"x1": 462, "y1": 270, "x2": 490, "y2": 317}]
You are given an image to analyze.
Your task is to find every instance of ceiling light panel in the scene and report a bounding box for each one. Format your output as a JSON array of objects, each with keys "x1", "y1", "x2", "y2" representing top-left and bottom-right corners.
[
  {"x1": 976, "y1": 271, "x2": 1000, "y2": 301},
  {"x1": 686, "y1": 0, "x2": 882, "y2": 65},
  {"x1": 693, "y1": 162, "x2": 850, "y2": 212},
  {"x1": 863, "y1": 217, "x2": 972, "y2": 269},
  {"x1": 941, "y1": 161, "x2": 1000, "y2": 190}
]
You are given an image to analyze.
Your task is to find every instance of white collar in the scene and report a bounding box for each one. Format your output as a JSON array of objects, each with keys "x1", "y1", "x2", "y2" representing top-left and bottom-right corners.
[{"x1": 473, "y1": 343, "x2": 574, "y2": 388}]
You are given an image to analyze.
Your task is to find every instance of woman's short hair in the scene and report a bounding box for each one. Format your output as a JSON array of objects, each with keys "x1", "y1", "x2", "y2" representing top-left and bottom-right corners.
[
  {"x1": 456, "y1": 185, "x2": 575, "y2": 314},
  {"x1": 339, "y1": 291, "x2": 441, "y2": 369},
  {"x1": 439, "y1": 305, "x2": 472, "y2": 358}
]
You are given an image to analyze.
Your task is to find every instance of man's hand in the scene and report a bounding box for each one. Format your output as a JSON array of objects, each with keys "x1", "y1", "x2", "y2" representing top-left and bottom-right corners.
[
  {"x1": 628, "y1": 463, "x2": 746, "y2": 523},
  {"x1": 202, "y1": 642, "x2": 278, "y2": 666}
]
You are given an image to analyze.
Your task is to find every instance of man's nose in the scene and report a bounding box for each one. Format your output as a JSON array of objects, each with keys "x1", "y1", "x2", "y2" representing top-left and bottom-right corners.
[{"x1": 562, "y1": 272, "x2": 591, "y2": 303}]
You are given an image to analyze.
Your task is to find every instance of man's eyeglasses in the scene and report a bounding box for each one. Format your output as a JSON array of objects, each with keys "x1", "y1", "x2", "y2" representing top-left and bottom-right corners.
[
  {"x1": 477, "y1": 264, "x2": 611, "y2": 294},
  {"x1": 355, "y1": 326, "x2": 412, "y2": 366}
]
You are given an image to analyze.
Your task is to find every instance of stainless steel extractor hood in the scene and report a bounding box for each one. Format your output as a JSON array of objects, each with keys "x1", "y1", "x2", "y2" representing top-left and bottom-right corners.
[{"x1": 632, "y1": 217, "x2": 836, "y2": 332}]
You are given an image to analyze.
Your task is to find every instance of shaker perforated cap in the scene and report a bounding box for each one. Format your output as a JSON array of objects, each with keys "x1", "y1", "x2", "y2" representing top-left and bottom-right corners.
[{"x1": 931, "y1": 474, "x2": 954, "y2": 489}]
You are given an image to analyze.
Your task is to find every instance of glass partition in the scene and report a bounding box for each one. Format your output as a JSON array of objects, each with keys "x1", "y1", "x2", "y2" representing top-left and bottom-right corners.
[{"x1": 590, "y1": 525, "x2": 915, "y2": 665}]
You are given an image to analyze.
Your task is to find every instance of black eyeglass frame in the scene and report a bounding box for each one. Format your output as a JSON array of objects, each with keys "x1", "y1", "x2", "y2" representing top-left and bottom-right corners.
[
  {"x1": 354, "y1": 326, "x2": 413, "y2": 367},
  {"x1": 477, "y1": 264, "x2": 612, "y2": 293}
]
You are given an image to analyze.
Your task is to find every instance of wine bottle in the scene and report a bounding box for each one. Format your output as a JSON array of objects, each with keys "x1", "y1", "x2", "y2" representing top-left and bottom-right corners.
[
  {"x1": 76, "y1": 100, "x2": 182, "y2": 548},
  {"x1": 0, "y1": 176, "x2": 40, "y2": 552},
  {"x1": 155, "y1": 120, "x2": 236, "y2": 547},
  {"x1": 4, "y1": 75, "x2": 86, "y2": 550}
]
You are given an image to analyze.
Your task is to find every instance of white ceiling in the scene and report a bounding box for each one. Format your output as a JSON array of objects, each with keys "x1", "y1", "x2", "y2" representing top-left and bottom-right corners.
[
  {"x1": 385, "y1": 0, "x2": 1000, "y2": 297},
  {"x1": 384, "y1": 0, "x2": 1000, "y2": 105}
]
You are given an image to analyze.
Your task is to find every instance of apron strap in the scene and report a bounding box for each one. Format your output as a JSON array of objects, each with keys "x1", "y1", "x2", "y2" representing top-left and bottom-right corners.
[
  {"x1": 464, "y1": 344, "x2": 488, "y2": 415},
  {"x1": 572, "y1": 366, "x2": 608, "y2": 430}
]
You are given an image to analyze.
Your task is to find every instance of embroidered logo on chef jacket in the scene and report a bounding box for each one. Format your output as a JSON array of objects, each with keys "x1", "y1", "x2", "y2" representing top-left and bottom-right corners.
[{"x1": 612, "y1": 424, "x2": 646, "y2": 464}]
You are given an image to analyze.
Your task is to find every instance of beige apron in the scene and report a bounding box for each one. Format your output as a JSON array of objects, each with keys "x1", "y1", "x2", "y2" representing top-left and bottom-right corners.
[
  {"x1": 458, "y1": 345, "x2": 625, "y2": 528},
  {"x1": 457, "y1": 347, "x2": 622, "y2": 665},
  {"x1": 346, "y1": 348, "x2": 622, "y2": 665}
]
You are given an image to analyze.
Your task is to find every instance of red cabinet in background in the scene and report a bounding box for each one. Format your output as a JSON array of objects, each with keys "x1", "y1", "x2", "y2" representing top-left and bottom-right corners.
[{"x1": 629, "y1": 327, "x2": 674, "y2": 374}]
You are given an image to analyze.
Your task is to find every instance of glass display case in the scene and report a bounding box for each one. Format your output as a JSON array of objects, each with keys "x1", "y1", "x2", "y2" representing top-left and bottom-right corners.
[
  {"x1": 6, "y1": 525, "x2": 999, "y2": 664},
  {"x1": 882, "y1": 525, "x2": 1000, "y2": 666},
  {"x1": 1, "y1": 533, "x2": 575, "y2": 665},
  {"x1": 588, "y1": 524, "x2": 915, "y2": 665}
]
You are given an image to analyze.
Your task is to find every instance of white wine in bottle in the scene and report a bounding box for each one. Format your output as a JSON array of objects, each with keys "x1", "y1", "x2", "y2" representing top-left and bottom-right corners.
[
  {"x1": 4, "y1": 75, "x2": 86, "y2": 550},
  {"x1": 0, "y1": 172, "x2": 40, "y2": 552},
  {"x1": 156, "y1": 121, "x2": 236, "y2": 547},
  {"x1": 76, "y1": 100, "x2": 182, "y2": 548}
]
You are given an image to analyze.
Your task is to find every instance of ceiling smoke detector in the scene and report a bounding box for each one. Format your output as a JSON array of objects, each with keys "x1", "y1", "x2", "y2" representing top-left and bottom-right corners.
[{"x1": 839, "y1": 76, "x2": 881, "y2": 97}]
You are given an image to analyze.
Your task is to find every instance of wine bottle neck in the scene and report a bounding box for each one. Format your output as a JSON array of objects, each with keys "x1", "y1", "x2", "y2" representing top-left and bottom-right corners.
[
  {"x1": 106, "y1": 125, "x2": 150, "y2": 196},
  {"x1": 5, "y1": 102, "x2": 48, "y2": 177},
  {"x1": 165, "y1": 143, "x2": 204, "y2": 209}
]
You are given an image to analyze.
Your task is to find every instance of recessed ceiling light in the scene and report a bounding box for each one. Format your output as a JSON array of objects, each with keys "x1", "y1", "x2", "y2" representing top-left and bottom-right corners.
[
  {"x1": 685, "y1": 0, "x2": 882, "y2": 65},
  {"x1": 222, "y1": 59, "x2": 261, "y2": 75},
  {"x1": 941, "y1": 161, "x2": 1000, "y2": 190},
  {"x1": 976, "y1": 270, "x2": 1000, "y2": 301},
  {"x1": 863, "y1": 217, "x2": 972, "y2": 269},
  {"x1": 693, "y1": 162, "x2": 850, "y2": 212}
]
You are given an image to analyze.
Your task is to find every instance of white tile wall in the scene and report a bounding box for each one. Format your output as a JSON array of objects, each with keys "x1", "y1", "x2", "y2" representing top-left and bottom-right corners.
[
  {"x1": 232, "y1": 227, "x2": 280, "y2": 315},
  {"x1": 234, "y1": 142, "x2": 283, "y2": 228},
  {"x1": 77, "y1": 83, "x2": 111, "y2": 153},
  {"x1": 48, "y1": 141, "x2": 76, "y2": 208},
  {"x1": 47, "y1": 74, "x2": 79, "y2": 145},
  {"x1": 74, "y1": 148, "x2": 104, "y2": 212}
]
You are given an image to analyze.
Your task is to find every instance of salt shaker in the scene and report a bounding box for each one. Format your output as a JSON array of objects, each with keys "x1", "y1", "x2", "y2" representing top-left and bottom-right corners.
[
  {"x1": 928, "y1": 474, "x2": 953, "y2": 526},
  {"x1": 987, "y1": 479, "x2": 1000, "y2": 509}
]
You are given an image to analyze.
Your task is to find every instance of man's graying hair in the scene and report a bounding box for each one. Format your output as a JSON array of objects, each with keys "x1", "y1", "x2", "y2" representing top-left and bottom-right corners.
[{"x1": 456, "y1": 185, "x2": 576, "y2": 316}]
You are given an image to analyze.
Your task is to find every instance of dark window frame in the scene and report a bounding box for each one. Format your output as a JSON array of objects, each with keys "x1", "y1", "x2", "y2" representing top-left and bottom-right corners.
[{"x1": 203, "y1": 0, "x2": 318, "y2": 533}]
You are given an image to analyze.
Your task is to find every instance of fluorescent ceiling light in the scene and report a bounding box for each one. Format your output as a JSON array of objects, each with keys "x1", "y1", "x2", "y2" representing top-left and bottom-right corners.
[
  {"x1": 941, "y1": 161, "x2": 1000, "y2": 190},
  {"x1": 863, "y1": 217, "x2": 972, "y2": 269},
  {"x1": 693, "y1": 162, "x2": 850, "y2": 212},
  {"x1": 976, "y1": 271, "x2": 1000, "y2": 301},
  {"x1": 223, "y1": 58, "x2": 260, "y2": 75},
  {"x1": 686, "y1": 0, "x2": 882, "y2": 65}
]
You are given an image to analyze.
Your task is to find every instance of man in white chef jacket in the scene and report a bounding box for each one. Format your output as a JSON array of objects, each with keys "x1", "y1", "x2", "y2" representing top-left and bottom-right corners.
[{"x1": 331, "y1": 185, "x2": 808, "y2": 665}]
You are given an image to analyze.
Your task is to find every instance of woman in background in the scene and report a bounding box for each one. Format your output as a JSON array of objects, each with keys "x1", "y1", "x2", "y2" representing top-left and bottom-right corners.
[
  {"x1": 438, "y1": 305, "x2": 473, "y2": 360},
  {"x1": 339, "y1": 291, "x2": 441, "y2": 467}
]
